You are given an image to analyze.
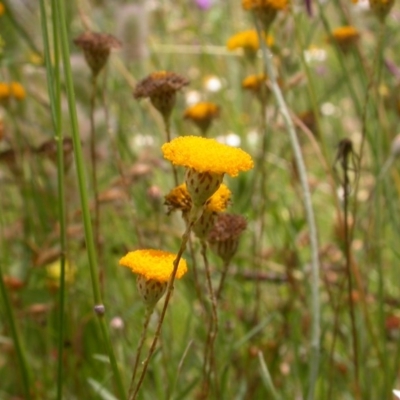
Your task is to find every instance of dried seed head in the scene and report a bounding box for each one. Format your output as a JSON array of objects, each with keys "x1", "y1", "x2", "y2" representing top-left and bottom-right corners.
[
  {"x1": 74, "y1": 31, "x2": 121, "y2": 76},
  {"x1": 369, "y1": 0, "x2": 394, "y2": 21},
  {"x1": 134, "y1": 71, "x2": 189, "y2": 120},
  {"x1": 208, "y1": 213, "x2": 247, "y2": 262}
]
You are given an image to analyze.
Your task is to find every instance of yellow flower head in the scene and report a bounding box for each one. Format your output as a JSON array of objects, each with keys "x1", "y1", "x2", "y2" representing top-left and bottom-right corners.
[
  {"x1": 9, "y1": 82, "x2": 26, "y2": 100},
  {"x1": 330, "y1": 26, "x2": 359, "y2": 50},
  {"x1": 119, "y1": 249, "x2": 187, "y2": 282},
  {"x1": 165, "y1": 183, "x2": 231, "y2": 214},
  {"x1": 0, "y1": 82, "x2": 10, "y2": 100},
  {"x1": 183, "y1": 102, "x2": 220, "y2": 134},
  {"x1": 242, "y1": 74, "x2": 268, "y2": 92},
  {"x1": 242, "y1": 0, "x2": 288, "y2": 10},
  {"x1": 368, "y1": 0, "x2": 394, "y2": 21},
  {"x1": 226, "y1": 30, "x2": 274, "y2": 52},
  {"x1": 162, "y1": 136, "x2": 254, "y2": 177},
  {"x1": 242, "y1": 0, "x2": 288, "y2": 30},
  {"x1": 46, "y1": 259, "x2": 76, "y2": 287}
]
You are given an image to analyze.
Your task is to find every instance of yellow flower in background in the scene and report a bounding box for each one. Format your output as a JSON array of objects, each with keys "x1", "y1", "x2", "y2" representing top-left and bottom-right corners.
[
  {"x1": 369, "y1": 0, "x2": 394, "y2": 21},
  {"x1": 183, "y1": 102, "x2": 220, "y2": 134},
  {"x1": 227, "y1": 30, "x2": 274, "y2": 52},
  {"x1": 0, "y1": 82, "x2": 10, "y2": 100},
  {"x1": 162, "y1": 136, "x2": 253, "y2": 177},
  {"x1": 9, "y1": 82, "x2": 26, "y2": 100},
  {"x1": 242, "y1": 0, "x2": 288, "y2": 31},
  {"x1": 242, "y1": 74, "x2": 268, "y2": 92},
  {"x1": 165, "y1": 183, "x2": 231, "y2": 214},
  {"x1": 119, "y1": 249, "x2": 187, "y2": 282},
  {"x1": 0, "y1": 3, "x2": 5, "y2": 16},
  {"x1": 46, "y1": 259, "x2": 76, "y2": 287},
  {"x1": 329, "y1": 26, "x2": 359, "y2": 51}
]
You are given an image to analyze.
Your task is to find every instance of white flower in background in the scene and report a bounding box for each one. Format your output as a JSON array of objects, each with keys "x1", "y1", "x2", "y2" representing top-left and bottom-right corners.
[
  {"x1": 203, "y1": 75, "x2": 223, "y2": 92},
  {"x1": 185, "y1": 90, "x2": 202, "y2": 106},
  {"x1": 393, "y1": 390, "x2": 400, "y2": 399},
  {"x1": 215, "y1": 133, "x2": 241, "y2": 147},
  {"x1": 304, "y1": 46, "x2": 327, "y2": 64}
]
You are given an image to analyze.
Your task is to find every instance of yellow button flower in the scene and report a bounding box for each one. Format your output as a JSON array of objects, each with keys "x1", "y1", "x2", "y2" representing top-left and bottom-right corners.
[
  {"x1": 0, "y1": 3, "x2": 5, "y2": 16},
  {"x1": 119, "y1": 249, "x2": 187, "y2": 282},
  {"x1": 183, "y1": 102, "x2": 220, "y2": 135},
  {"x1": 162, "y1": 136, "x2": 253, "y2": 177},
  {"x1": 120, "y1": 249, "x2": 188, "y2": 307},
  {"x1": 330, "y1": 26, "x2": 359, "y2": 51},
  {"x1": 163, "y1": 136, "x2": 253, "y2": 209},
  {"x1": 242, "y1": 0, "x2": 288, "y2": 31},
  {"x1": 9, "y1": 82, "x2": 26, "y2": 100},
  {"x1": 227, "y1": 30, "x2": 274, "y2": 52},
  {"x1": 0, "y1": 82, "x2": 10, "y2": 100}
]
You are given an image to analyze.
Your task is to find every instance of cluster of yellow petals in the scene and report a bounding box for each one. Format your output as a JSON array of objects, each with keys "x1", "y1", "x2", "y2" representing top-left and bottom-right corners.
[
  {"x1": 165, "y1": 183, "x2": 231, "y2": 214},
  {"x1": 119, "y1": 249, "x2": 187, "y2": 282},
  {"x1": 0, "y1": 82, "x2": 26, "y2": 101},
  {"x1": 226, "y1": 30, "x2": 274, "y2": 52},
  {"x1": 242, "y1": 74, "x2": 268, "y2": 91},
  {"x1": 183, "y1": 102, "x2": 220, "y2": 122},
  {"x1": 331, "y1": 26, "x2": 359, "y2": 43},
  {"x1": 242, "y1": 0, "x2": 288, "y2": 11},
  {"x1": 162, "y1": 136, "x2": 254, "y2": 177}
]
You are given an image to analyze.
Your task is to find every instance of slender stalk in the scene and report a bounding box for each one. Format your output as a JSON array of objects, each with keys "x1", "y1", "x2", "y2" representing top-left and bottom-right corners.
[
  {"x1": 39, "y1": 0, "x2": 67, "y2": 398},
  {"x1": 216, "y1": 259, "x2": 230, "y2": 299},
  {"x1": 163, "y1": 115, "x2": 179, "y2": 186},
  {"x1": 128, "y1": 307, "x2": 154, "y2": 397},
  {"x1": 131, "y1": 223, "x2": 192, "y2": 399},
  {"x1": 254, "y1": 17, "x2": 321, "y2": 400},
  {"x1": 0, "y1": 260, "x2": 31, "y2": 399},
  {"x1": 52, "y1": 1, "x2": 126, "y2": 398},
  {"x1": 200, "y1": 241, "x2": 219, "y2": 399}
]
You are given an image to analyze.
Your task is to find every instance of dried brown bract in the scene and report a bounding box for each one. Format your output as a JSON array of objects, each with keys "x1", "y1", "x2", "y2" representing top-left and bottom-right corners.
[
  {"x1": 74, "y1": 31, "x2": 121, "y2": 76},
  {"x1": 134, "y1": 71, "x2": 189, "y2": 120},
  {"x1": 208, "y1": 213, "x2": 247, "y2": 263}
]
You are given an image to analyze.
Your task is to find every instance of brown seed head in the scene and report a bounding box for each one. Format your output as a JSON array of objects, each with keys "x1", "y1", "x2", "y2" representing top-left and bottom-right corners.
[
  {"x1": 134, "y1": 71, "x2": 189, "y2": 119},
  {"x1": 74, "y1": 31, "x2": 121, "y2": 76}
]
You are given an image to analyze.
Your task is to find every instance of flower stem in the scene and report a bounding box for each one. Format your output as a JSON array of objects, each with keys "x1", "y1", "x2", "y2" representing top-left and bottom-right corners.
[
  {"x1": 52, "y1": 1, "x2": 126, "y2": 398},
  {"x1": 254, "y1": 16, "x2": 321, "y2": 400},
  {"x1": 131, "y1": 223, "x2": 192, "y2": 399}
]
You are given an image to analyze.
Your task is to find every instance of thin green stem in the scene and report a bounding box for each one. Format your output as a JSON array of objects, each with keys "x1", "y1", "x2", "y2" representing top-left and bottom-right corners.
[
  {"x1": 0, "y1": 259, "x2": 31, "y2": 398},
  {"x1": 39, "y1": 0, "x2": 67, "y2": 398},
  {"x1": 254, "y1": 17, "x2": 320, "y2": 400},
  {"x1": 52, "y1": 1, "x2": 126, "y2": 398}
]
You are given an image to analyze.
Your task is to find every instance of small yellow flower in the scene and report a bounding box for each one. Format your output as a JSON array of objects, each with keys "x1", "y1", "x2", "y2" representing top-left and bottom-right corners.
[
  {"x1": 162, "y1": 136, "x2": 253, "y2": 177},
  {"x1": 0, "y1": 3, "x2": 5, "y2": 16},
  {"x1": 165, "y1": 183, "x2": 231, "y2": 214},
  {"x1": 369, "y1": 0, "x2": 394, "y2": 21},
  {"x1": 329, "y1": 26, "x2": 359, "y2": 50},
  {"x1": 46, "y1": 259, "x2": 76, "y2": 287},
  {"x1": 242, "y1": 0, "x2": 288, "y2": 31},
  {"x1": 242, "y1": 74, "x2": 268, "y2": 92},
  {"x1": 0, "y1": 82, "x2": 10, "y2": 100},
  {"x1": 183, "y1": 102, "x2": 220, "y2": 134},
  {"x1": 119, "y1": 249, "x2": 187, "y2": 282},
  {"x1": 9, "y1": 82, "x2": 26, "y2": 100},
  {"x1": 226, "y1": 30, "x2": 274, "y2": 52}
]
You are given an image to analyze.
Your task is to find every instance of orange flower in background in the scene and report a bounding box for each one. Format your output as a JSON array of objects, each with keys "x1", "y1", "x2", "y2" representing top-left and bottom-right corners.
[
  {"x1": 242, "y1": 0, "x2": 288, "y2": 31},
  {"x1": 227, "y1": 30, "x2": 274, "y2": 60},
  {"x1": 0, "y1": 82, "x2": 10, "y2": 100},
  {"x1": 368, "y1": 0, "x2": 394, "y2": 21},
  {"x1": 183, "y1": 102, "x2": 220, "y2": 134},
  {"x1": 9, "y1": 82, "x2": 26, "y2": 100},
  {"x1": 329, "y1": 26, "x2": 360, "y2": 51},
  {"x1": 0, "y1": 3, "x2": 5, "y2": 16}
]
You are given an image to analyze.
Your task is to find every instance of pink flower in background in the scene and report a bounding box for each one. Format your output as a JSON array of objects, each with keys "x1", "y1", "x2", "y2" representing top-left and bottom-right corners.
[{"x1": 195, "y1": 0, "x2": 212, "y2": 10}]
